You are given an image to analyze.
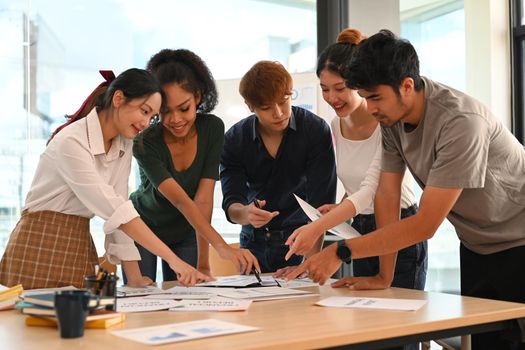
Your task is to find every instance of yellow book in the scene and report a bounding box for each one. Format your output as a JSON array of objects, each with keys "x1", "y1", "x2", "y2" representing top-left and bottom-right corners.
[
  {"x1": 25, "y1": 313, "x2": 126, "y2": 329},
  {"x1": 0, "y1": 284, "x2": 23, "y2": 300},
  {"x1": 0, "y1": 284, "x2": 23, "y2": 310}
]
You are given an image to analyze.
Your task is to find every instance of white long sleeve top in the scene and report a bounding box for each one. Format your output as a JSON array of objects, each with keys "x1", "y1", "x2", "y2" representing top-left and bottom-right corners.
[
  {"x1": 331, "y1": 117, "x2": 416, "y2": 215},
  {"x1": 24, "y1": 108, "x2": 141, "y2": 263}
]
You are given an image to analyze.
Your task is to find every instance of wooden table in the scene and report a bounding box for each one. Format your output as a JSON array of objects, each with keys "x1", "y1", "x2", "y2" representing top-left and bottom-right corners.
[{"x1": 2, "y1": 284, "x2": 525, "y2": 350}]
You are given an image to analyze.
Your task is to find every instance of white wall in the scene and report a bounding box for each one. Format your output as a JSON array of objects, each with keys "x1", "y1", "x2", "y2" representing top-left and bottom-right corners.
[
  {"x1": 349, "y1": 0, "x2": 401, "y2": 36},
  {"x1": 465, "y1": 0, "x2": 511, "y2": 128}
]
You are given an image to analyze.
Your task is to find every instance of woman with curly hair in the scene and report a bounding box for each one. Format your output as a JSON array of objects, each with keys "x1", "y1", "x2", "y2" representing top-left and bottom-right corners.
[
  {"x1": 0, "y1": 68, "x2": 214, "y2": 288},
  {"x1": 127, "y1": 49, "x2": 259, "y2": 282}
]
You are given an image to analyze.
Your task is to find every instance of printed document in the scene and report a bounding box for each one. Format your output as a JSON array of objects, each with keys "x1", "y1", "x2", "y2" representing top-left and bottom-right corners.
[
  {"x1": 117, "y1": 285, "x2": 165, "y2": 298},
  {"x1": 215, "y1": 286, "x2": 316, "y2": 301},
  {"x1": 111, "y1": 319, "x2": 258, "y2": 345},
  {"x1": 294, "y1": 194, "x2": 361, "y2": 239},
  {"x1": 196, "y1": 275, "x2": 277, "y2": 288},
  {"x1": 169, "y1": 297, "x2": 252, "y2": 312},
  {"x1": 116, "y1": 297, "x2": 178, "y2": 312},
  {"x1": 316, "y1": 296, "x2": 427, "y2": 311},
  {"x1": 144, "y1": 286, "x2": 225, "y2": 300}
]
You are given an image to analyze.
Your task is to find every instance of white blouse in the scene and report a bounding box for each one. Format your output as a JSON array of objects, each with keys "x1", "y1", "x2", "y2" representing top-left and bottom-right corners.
[
  {"x1": 24, "y1": 108, "x2": 140, "y2": 264},
  {"x1": 331, "y1": 117, "x2": 416, "y2": 215}
]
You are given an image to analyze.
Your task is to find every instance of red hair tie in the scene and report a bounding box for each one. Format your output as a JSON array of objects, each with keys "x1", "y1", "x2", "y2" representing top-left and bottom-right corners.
[
  {"x1": 67, "y1": 70, "x2": 116, "y2": 123},
  {"x1": 48, "y1": 70, "x2": 116, "y2": 144}
]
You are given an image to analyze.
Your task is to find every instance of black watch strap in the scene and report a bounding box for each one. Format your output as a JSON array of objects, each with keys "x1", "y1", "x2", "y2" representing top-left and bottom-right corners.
[{"x1": 336, "y1": 240, "x2": 352, "y2": 264}]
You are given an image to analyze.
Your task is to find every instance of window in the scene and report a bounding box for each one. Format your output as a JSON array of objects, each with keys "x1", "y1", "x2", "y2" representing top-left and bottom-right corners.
[
  {"x1": 511, "y1": 0, "x2": 525, "y2": 145},
  {"x1": 0, "y1": 0, "x2": 317, "y2": 259},
  {"x1": 401, "y1": 0, "x2": 465, "y2": 293}
]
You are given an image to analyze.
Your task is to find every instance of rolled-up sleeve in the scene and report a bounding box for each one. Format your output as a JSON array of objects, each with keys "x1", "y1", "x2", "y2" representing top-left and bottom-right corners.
[
  {"x1": 55, "y1": 135, "x2": 140, "y2": 262},
  {"x1": 104, "y1": 228, "x2": 141, "y2": 264},
  {"x1": 103, "y1": 202, "x2": 141, "y2": 264}
]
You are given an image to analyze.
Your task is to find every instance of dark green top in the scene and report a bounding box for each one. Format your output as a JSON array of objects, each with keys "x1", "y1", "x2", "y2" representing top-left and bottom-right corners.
[{"x1": 130, "y1": 114, "x2": 225, "y2": 244}]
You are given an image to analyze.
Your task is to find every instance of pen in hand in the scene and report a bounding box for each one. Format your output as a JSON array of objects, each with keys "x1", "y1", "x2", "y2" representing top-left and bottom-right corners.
[
  {"x1": 252, "y1": 266, "x2": 262, "y2": 284},
  {"x1": 252, "y1": 198, "x2": 262, "y2": 209}
]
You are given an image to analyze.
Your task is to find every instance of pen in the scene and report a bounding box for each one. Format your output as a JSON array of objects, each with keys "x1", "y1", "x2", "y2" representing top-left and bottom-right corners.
[
  {"x1": 93, "y1": 266, "x2": 104, "y2": 294},
  {"x1": 96, "y1": 266, "x2": 104, "y2": 281},
  {"x1": 252, "y1": 266, "x2": 262, "y2": 284},
  {"x1": 252, "y1": 198, "x2": 262, "y2": 209}
]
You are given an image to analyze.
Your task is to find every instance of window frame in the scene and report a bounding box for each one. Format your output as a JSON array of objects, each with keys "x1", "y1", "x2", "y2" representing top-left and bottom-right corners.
[
  {"x1": 316, "y1": 0, "x2": 349, "y2": 56},
  {"x1": 511, "y1": 0, "x2": 525, "y2": 145}
]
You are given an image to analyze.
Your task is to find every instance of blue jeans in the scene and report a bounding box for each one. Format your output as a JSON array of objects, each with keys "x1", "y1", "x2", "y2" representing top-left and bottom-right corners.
[
  {"x1": 123, "y1": 233, "x2": 198, "y2": 283},
  {"x1": 351, "y1": 204, "x2": 428, "y2": 291},
  {"x1": 240, "y1": 228, "x2": 303, "y2": 273}
]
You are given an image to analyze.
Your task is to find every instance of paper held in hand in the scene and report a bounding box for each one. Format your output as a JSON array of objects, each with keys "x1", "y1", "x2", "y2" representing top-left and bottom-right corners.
[{"x1": 293, "y1": 194, "x2": 361, "y2": 239}]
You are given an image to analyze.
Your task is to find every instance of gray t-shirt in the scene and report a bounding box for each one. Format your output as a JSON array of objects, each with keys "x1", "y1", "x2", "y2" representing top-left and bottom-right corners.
[{"x1": 381, "y1": 77, "x2": 525, "y2": 254}]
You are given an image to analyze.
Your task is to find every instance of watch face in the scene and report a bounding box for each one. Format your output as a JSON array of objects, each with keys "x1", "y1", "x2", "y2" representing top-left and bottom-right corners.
[{"x1": 336, "y1": 241, "x2": 351, "y2": 263}]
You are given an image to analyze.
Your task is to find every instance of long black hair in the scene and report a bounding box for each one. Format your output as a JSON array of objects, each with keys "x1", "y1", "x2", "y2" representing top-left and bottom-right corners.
[{"x1": 48, "y1": 68, "x2": 163, "y2": 143}]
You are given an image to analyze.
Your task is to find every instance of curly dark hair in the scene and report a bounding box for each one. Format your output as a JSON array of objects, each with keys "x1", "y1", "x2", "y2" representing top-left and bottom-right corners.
[{"x1": 147, "y1": 49, "x2": 218, "y2": 113}]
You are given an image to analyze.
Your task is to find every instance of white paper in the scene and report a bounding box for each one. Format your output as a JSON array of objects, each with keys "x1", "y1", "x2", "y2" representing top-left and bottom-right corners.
[
  {"x1": 316, "y1": 296, "x2": 427, "y2": 311},
  {"x1": 116, "y1": 286, "x2": 166, "y2": 298},
  {"x1": 294, "y1": 194, "x2": 361, "y2": 239},
  {"x1": 144, "y1": 286, "x2": 224, "y2": 300},
  {"x1": 196, "y1": 275, "x2": 276, "y2": 288},
  {"x1": 215, "y1": 286, "x2": 316, "y2": 301},
  {"x1": 111, "y1": 319, "x2": 258, "y2": 345},
  {"x1": 116, "y1": 296, "x2": 178, "y2": 312},
  {"x1": 169, "y1": 297, "x2": 252, "y2": 312},
  {"x1": 272, "y1": 277, "x2": 337, "y2": 288}
]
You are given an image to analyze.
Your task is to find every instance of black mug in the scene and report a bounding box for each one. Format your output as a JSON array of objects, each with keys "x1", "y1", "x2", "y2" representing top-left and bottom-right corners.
[{"x1": 54, "y1": 290, "x2": 100, "y2": 338}]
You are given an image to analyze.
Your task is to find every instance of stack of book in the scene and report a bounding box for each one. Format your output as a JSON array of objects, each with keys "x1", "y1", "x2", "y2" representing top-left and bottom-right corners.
[
  {"x1": 0, "y1": 284, "x2": 23, "y2": 311},
  {"x1": 17, "y1": 292, "x2": 125, "y2": 329}
]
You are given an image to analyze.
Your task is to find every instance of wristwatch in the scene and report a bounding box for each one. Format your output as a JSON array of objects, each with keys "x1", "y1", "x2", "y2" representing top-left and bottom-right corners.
[{"x1": 336, "y1": 240, "x2": 352, "y2": 264}]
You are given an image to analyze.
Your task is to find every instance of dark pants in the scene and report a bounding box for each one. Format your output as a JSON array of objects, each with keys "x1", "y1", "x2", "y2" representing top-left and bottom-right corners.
[
  {"x1": 240, "y1": 227, "x2": 303, "y2": 273},
  {"x1": 351, "y1": 205, "x2": 427, "y2": 350},
  {"x1": 460, "y1": 243, "x2": 525, "y2": 350},
  {"x1": 351, "y1": 204, "x2": 428, "y2": 290},
  {"x1": 123, "y1": 233, "x2": 198, "y2": 283}
]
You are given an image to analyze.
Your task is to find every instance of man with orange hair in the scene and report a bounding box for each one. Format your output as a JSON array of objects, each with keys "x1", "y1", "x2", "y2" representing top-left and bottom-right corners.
[{"x1": 220, "y1": 61, "x2": 336, "y2": 273}]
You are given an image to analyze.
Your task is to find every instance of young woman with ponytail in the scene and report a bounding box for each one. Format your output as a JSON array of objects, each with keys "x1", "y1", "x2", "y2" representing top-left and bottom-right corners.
[
  {"x1": 284, "y1": 29, "x2": 427, "y2": 294},
  {"x1": 127, "y1": 49, "x2": 259, "y2": 283},
  {"x1": 0, "y1": 68, "x2": 213, "y2": 289}
]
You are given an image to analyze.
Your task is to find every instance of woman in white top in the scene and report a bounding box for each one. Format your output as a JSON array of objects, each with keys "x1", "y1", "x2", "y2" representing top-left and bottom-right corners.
[
  {"x1": 0, "y1": 69, "x2": 214, "y2": 289},
  {"x1": 284, "y1": 29, "x2": 427, "y2": 291}
]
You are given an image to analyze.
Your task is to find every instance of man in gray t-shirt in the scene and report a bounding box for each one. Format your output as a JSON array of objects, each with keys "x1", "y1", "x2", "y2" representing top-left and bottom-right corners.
[
  {"x1": 381, "y1": 76, "x2": 525, "y2": 254},
  {"x1": 286, "y1": 30, "x2": 525, "y2": 350}
]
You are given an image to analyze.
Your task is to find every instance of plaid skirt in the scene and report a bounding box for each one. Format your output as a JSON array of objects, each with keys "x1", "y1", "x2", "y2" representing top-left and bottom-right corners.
[{"x1": 0, "y1": 210, "x2": 98, "y2": 289}]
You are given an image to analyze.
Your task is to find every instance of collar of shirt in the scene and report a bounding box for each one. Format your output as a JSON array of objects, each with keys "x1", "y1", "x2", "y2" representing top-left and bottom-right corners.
[
  {"x1": 250, "y1": 109, "x2": 297, "y2": 141},
  {"x1": 85, "y1": 108, "x2": 127, "y2": 160}
]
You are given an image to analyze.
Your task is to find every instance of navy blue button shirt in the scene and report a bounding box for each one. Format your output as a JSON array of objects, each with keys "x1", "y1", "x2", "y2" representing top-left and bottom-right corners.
[{"x1": 220, "y1": 106, "x2": 337, "y2": 233}]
